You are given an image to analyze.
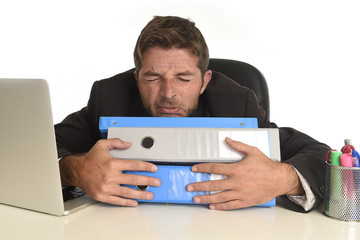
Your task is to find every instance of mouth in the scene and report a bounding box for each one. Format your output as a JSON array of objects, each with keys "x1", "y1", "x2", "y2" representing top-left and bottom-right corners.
[{"x1": 157, "y1": 106, "x2": 183, "y2": 116}]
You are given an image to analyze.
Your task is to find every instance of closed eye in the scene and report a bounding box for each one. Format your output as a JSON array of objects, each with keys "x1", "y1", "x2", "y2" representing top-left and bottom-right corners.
[
  {"x1": 176, "y1": 71, "x2": 194, "y2": 82},
  {"x1": 142, "y1": 71, "x2": 162, "y2": 82},
  {"x1": 177, "y1": 77, "x2": 190, "y2": 82},
  {"x1": 146, "y1": 78, "x2": 159, "y2": 82}
]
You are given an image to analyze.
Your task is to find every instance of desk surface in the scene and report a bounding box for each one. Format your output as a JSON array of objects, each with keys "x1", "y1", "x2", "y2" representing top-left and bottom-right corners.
[{"x1": 0, "y1": 200, "x2": 359, "y2": 240}]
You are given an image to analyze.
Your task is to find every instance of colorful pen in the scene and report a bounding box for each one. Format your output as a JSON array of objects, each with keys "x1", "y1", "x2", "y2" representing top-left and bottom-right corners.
[
  {"x1": 340, "y1": 153, "x2": 353, "y2": 167},
  {"x1": 326, "y1": 149, "x2": 336, "y2": 163},
  {"x1": 330, "y1": 151, "x2": 342, "y2": 166},
  {"x1": 352, "y1": 150, "x2": 360, "y2": 167},
  {"x1": 341, "y1": 144, "x2": 355, "y2": 154}
]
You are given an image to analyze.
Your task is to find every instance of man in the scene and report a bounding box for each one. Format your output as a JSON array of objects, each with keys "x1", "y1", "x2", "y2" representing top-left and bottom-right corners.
[{"x1": 56, "y1": 16, "x2": 330, "y2": 212}]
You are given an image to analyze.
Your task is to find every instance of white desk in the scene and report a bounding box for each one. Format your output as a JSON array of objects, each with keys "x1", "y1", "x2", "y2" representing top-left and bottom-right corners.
[{"x1": 0, "y1": 200, "x2": 359, "y2": 240}]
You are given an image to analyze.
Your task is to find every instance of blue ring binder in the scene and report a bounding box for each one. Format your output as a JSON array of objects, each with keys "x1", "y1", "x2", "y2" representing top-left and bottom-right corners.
[{"x1": 99, "y1": 117, "x2": 258, "y2": 138}]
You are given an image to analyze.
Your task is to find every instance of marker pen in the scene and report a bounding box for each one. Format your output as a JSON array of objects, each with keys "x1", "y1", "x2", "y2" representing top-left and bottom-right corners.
[
  {"x1": 342, "y1": 139, "x2": 354, "y2": 154},
  {"x1": 326, "y1": 149, "x2": 336, "y2": 163},
  {"x1": 351, "y1": 150, "x2": 360, "y2": 220},
  {"x1": 328, "y1": 151, "x2": 343, "y2": 217},
  {"x1": 340, "y1": 153, "x2": 356, "y2": 220},
  {"x1": 341, "y1": 144, "x2": 355, "y2": 154},
  {"x1": 340, "y1": 153, "x2": 353, "y2": 167},
  {"x1": 330, "y1": 151, "x2": 342, "y2": 166},
  {"x1": 352, "y1": 150, "x2": 360, "y2": 167}
]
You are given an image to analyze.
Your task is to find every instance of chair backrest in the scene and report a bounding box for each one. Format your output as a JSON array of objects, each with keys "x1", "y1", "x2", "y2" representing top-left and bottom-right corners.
[{"x1": 208, "y1": 58, "x2": 270, "y2": 118}]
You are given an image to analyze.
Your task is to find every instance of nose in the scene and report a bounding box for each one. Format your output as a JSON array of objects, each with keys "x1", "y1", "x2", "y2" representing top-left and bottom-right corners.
[{"x1": 160, "y1": 78, "x2": 176, "y2": 100}]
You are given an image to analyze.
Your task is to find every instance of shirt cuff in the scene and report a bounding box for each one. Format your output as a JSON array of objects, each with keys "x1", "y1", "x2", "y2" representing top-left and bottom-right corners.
[{"x1": 286, "y1": 166, "x2": 316, "y2": 211}]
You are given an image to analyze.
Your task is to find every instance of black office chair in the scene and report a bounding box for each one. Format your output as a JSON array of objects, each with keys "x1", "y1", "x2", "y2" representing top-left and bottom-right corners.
[{"x1": 208, "y1": 58, "x2": 270, "y2": 118}]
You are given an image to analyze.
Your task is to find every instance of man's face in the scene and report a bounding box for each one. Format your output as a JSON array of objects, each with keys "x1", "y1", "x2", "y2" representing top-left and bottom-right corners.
[{"x1": 135, "y1": 47, "x2": 211, "y2": 117}]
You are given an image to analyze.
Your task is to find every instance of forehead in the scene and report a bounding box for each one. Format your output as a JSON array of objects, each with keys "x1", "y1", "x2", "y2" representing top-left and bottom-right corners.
[{"x1": 140, "y1": 47, "x2": 200, "y2": 73}]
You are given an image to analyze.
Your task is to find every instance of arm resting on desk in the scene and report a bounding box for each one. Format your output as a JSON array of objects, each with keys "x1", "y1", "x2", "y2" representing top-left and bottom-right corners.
[{"x1": 287, "y1": 166, "x2": 315, "y2": 211}]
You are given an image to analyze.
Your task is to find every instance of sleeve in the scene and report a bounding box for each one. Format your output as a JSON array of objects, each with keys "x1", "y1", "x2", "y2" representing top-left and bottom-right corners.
[
  {"x1": 287, "y1": 166, "x2": 316, "y2": 211},
  {"x1": 277, "y1": 127, "x2": 329, "y2": 212},
  {"x1": 55, "y1": 81, "x2": 102, "y2": 158},
  {"x1": 244, "y1": 90, "x2": 330, "y2": 212}
]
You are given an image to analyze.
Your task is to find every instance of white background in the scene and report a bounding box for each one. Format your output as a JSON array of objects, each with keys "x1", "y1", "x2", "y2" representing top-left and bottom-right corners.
[{"x1": 1, "y1": 0, "x2": 359, "y2": 149}]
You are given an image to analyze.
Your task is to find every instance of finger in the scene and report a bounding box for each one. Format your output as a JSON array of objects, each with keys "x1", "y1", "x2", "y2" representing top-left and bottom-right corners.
[
  {"x1": 120, "y1": 173, "x2": 161, "y2": 187},
  {"x1": 187, "y1": 179, "x2": 229, "y2": 192},
  {"x1": 115, "y1": 185, "x2": 155, "y2": 201},
  {"x1": 98, "y1": 138, "x2": 131, "y2": 151},
  {"x1": 192, "y1": 191, "x2": 234, "y2": 204},
  {"x1": 192, "y1": 162, "x2": 233, "y2": 175},
  {"x1": 101, "y1": 196, "x2": 139, "y2": 207},
  {"x1": 209, "y1": 199, "x2": 254, "y2": 210},
  {"x1": 113, "y1": 159, "x2": 158, "y2": 173},
  {"x1": 98, "y1": 185, "x2": 155, "y2": 203}
]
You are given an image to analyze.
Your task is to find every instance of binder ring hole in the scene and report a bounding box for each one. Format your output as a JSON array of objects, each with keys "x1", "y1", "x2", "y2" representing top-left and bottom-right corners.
[
  {"x1": 141, "y1": 136, "x2": 154, "y2": 149},
  {"x1": 136, "y1": 185, "x2": 149, "y2": 191}
]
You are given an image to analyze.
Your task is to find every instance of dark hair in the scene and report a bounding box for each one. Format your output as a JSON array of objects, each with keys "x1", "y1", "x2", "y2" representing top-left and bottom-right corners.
[{"x1": 133, "y1": 16, "x2": 209, "y2": 75}]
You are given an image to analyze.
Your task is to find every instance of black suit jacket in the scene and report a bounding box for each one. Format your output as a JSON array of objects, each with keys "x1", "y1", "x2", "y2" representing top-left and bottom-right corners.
[{"x1": 55, "y1": 69, "x2": 330, "y2": 212}]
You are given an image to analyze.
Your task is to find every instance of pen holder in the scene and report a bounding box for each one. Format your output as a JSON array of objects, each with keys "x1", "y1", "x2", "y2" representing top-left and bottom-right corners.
[{"x1": 324, "y1": 162, "x2": 360, "y2": 221}]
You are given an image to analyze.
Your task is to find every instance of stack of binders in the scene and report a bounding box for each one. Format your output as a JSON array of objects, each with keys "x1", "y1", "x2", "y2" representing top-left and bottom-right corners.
[{"x1": 99, "y1": 117, "x2": 280, "y2": 207}]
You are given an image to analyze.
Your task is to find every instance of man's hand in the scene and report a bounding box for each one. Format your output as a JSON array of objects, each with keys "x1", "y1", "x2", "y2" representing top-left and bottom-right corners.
[
  {"x1": 59, "y1": 138, "x2": 161, "y2": 207},
  {"x1": 187, "y1": 137, "x2": 304, "y2": 210}
]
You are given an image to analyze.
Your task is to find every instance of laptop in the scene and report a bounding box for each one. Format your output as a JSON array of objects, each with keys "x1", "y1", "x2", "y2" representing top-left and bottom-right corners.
[{"x1": 0, "y1": 78, "x2": 96, "y2": 216}]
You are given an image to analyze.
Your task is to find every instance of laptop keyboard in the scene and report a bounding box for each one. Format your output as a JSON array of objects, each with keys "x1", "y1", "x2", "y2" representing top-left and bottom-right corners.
[{"x1": 62, "y1": 187, "x2": 86, "y2": 202}]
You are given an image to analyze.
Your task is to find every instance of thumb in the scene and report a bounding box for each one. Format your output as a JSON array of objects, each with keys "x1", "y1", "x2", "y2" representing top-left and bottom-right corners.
[{"x1": 225, "y1": 137, "x2": 252, "y2": 155}]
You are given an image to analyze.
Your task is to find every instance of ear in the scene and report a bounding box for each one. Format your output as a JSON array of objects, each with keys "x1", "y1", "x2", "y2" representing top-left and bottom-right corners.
[
  {"x1": 134, "y1": 71, "x2": 138, "y2": 81},
  {"x1": 200, "y1": 70, "x2": 212, "y2": 94}
]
